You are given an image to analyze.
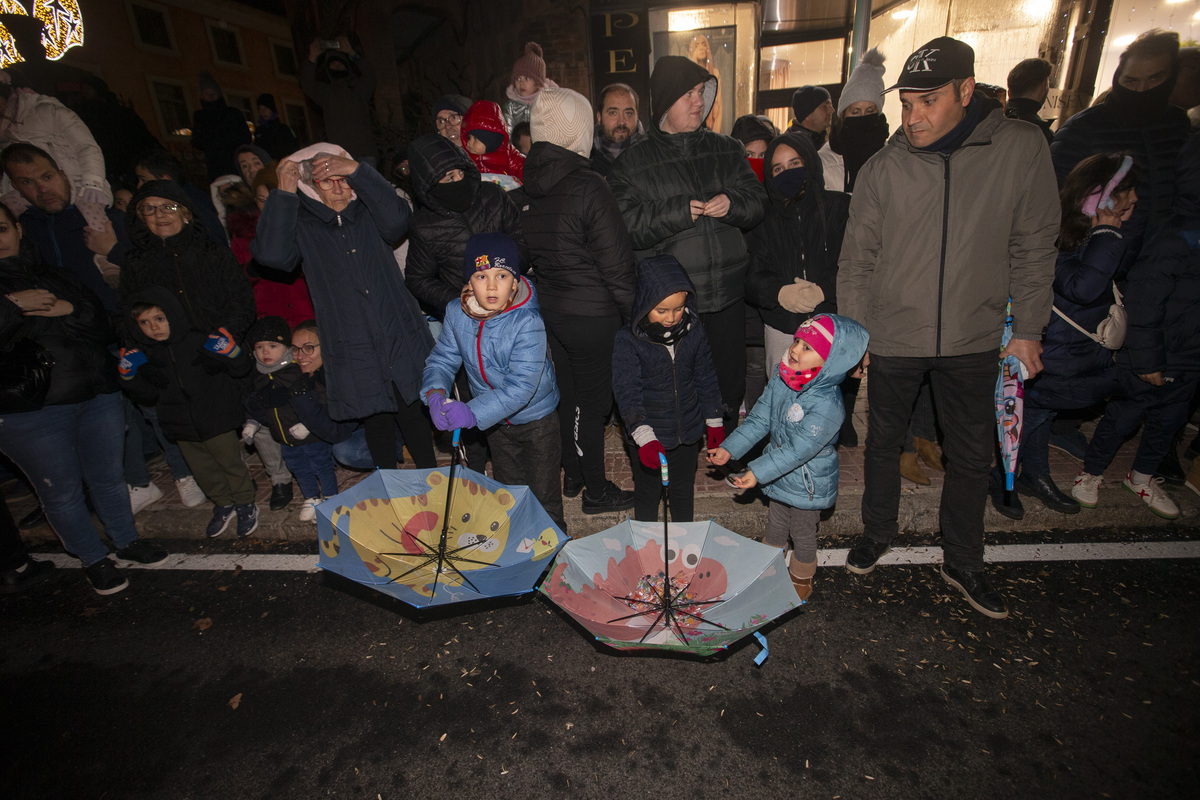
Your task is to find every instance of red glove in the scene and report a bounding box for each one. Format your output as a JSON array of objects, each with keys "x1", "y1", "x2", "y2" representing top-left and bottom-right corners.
[
  {"x1": 706, "y1": 426, "x2": 725, "y2": 451},
  {"x1": 638, "y1": 440, "x2": 666, "y2": 469}
]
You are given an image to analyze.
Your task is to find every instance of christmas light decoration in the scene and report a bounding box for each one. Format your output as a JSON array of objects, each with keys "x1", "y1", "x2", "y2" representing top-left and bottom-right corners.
[{"x1": 0, "y1": 0, "x2": 84, "y2": 67}]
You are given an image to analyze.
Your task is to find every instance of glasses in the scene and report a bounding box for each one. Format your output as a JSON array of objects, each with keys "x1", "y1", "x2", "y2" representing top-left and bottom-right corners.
[
  {"x1": 315, "y1": 177, "x2": 346, "y2": 191},
  {"x1": 290, "y1": 343, "x2": 320, "y2": 355},
  {"x1": 137, "y1": 203, "x2": 181, "y2": 217},
  {"x1": 435, "y1": 113, "x2": 463, "y2": 129}
]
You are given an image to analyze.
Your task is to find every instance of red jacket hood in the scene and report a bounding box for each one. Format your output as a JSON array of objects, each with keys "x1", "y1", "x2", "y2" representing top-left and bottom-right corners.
[{"x1": 461, "y1": 101, "x2": 525, "y2": 182}]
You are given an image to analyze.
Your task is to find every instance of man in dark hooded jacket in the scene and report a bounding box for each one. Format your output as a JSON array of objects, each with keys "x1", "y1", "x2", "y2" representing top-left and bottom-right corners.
[
  {"x1": 191, "y1": 72, "x2": 252, "y2": 182},
  {"x1": 608, "y1": 55, "x2": 766, "y2": 437}
]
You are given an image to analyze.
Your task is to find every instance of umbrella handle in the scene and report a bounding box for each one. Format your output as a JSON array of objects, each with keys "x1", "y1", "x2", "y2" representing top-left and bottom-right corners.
[
  {"x1": 452, "y1": 429, "x2": 461, "y2": 448},
  {"x1": 658, "y1": 452, "x2": 669, "y2": 486}
]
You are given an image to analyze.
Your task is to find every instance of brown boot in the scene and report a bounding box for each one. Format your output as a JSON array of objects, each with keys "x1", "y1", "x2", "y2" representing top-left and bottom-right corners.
[
  {"x1": 913, "y1": 436, "x2": 945, "y2": 472},
  {"x1": 900, "y1": 452, "x2": 931, "y2": 486},
  {"x1": 789, "y1": 558, "x2": 816, "y2": 602}
]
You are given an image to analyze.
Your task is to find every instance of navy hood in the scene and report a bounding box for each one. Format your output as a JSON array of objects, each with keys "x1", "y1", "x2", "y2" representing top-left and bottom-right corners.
[
  {"x1": 630, "y1": 254, "x2": 700, "y2": 332},
  {"x1": 124, "y1": 285, "x2": 195, "y2": 347},
  {"x1": 409, "y1": 133, "x2": 481, "y2": 213}
]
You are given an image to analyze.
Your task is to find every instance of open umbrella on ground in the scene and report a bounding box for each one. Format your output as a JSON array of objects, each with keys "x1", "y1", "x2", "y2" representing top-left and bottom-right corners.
[
  {"x1": 996, "y1": 300, "x2": 1025, "y2": 490},
  {"x1": 317, "y1": 434, "x2": 566, "y2": 607},
  {"x1": 540, "y1": 455, "x2": 799, "y2": 656}
]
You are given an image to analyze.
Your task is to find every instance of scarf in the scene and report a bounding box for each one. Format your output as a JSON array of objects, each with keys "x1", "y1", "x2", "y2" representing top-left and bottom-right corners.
[
  {"x1": 637, "y1": 311, "x2": 692, "y2": 345},
  {"x1": 919, "y1": 96, "x2": 984, "y2": 154},
  {"x1": 829, "y1": 113, "x2": 889, "y2": 191}
]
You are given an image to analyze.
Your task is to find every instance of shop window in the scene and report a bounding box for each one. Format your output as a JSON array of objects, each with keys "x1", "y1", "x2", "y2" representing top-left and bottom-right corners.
[
  {"x1": 127, "y1": 0, "x2": 176, "y2": 53},
  {"x1": 207, "y1": 21, "x2": 245, "y2": 69},
  {"x1": 759, "y1": 39, "x2": 844, "y2": 91}
]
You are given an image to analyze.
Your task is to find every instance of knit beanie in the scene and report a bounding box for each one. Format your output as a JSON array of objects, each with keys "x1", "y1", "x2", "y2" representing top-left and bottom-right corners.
[
  {"x1": 792, "y1": 86, "x2": 831, "y2": 124},
  {"x1": 468, "y1": 128, "x2": 504, "y2": 153},
  {"x1": 247, "y1": 316, "x2": 292, "y2": 347},
  {"x1": 463, "y1": 232, "x2": 521, "y2": 282},
  {"x1": 511, "y1": 42, "x2": 548, "y2": 88},
  {"x1": 256, "y1": 93, "x2": 278, "y2": 113},
  {"x1": 531, "y1": 88, "x2": 594, "y2": 157},
  {"x1": 432, "y1": 94, "x2": 472, "y2": 123},
  {"x1": 837, "y1": 48, "x2": 886, "y2": 116},
  {"x1": 794, "y1": 315, "x2": 835, "y2": 362}
]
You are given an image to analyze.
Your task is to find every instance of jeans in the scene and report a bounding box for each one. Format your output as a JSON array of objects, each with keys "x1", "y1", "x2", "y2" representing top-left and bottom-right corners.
[
  {"x1": 0, "y1": 392, "x2": 138, "y2": 566},
  {"x1": 488, "y1": 413, "x2": 566, "y2": 532},
  {"x1": 1084, "y1": 369, "x2": 1200, "y2": 476},
  {"x1": 543, "y1": 310, "x2": 620, "y2": 492},
  {"x1": 629, "y1": 440, "x2": 700, "y2": 523},
  {"x1": 1015, "y1": 404, "x2": 1056, "y2": 477},
  {"x1": 700, "y1": 301, "x2": 746, "y2": 436},
  {"x1": 332, "y1": 426, "x2": 403, "y2": 470},
  {"x1": 863, "y1": 352, "x2": 997, "y2": 572},
  {"x1": 124, "y1": 400, "x2": 191, "y2": 486},
  {"x1": 281, "y1": 441, "x2": 339, "y2": 499}
]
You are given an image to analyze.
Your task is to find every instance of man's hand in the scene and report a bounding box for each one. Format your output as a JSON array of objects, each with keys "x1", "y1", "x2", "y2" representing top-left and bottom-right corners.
[
  {"x1": 1137, "y1": 372, "x2": 1165, "y2": 386},
  {"x1": 689, "y1": 199, "x2": 705, "y2": 222},
  {"x1": 701, "y1": 194, "x2": 731, "y2": 219},
  {"x1": 277, "y1": 160, "x2": 300, "y2": 193},
  {"x1": 851, "y1": 352, "x2": 870, "y2": 379},
  {"x1": 83, "y1": 219, "x2": 117, "y2": 256},
  {"x1": 1001, "y1": 338, "x2": 1043, "y2": 379}
]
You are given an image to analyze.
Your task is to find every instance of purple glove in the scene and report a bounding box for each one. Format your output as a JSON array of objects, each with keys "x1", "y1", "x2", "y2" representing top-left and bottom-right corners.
[
  {"x1": 440, "y1": 399, "x2": 477, "y2": 431},
  {"x1": 427, "y1": 392, "x2": 448, "y2": 418}
]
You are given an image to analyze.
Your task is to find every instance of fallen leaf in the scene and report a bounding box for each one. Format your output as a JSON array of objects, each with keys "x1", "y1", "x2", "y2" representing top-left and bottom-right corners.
[
  {"x1": 193, "y1": 618, "x2": 213, "y2": 631},
  {"x1": 228, "y1": 693, "x2": 242, "y2": 709}
]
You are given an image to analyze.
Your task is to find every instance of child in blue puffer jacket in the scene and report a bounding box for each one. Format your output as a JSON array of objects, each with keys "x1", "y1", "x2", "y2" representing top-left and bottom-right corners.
[
  {"x1": 421, "y1": 232, "x2": 565, "y2": 531},
  {"x1": 612, "y1": 256, "x2": 725, "y2": 523},
  {"x1": 710, "y1": 314, "x2": 868, "y2": 601}
]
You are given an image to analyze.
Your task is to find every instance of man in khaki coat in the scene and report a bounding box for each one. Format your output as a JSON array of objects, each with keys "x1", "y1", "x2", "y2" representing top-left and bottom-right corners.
[{"x1": 837, "y1": 37, "x2": 1059, "y2": 619}]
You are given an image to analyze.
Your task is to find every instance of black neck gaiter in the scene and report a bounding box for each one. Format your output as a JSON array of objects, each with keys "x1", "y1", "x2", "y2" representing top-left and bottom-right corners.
[
  {"x1": 829, "y1": 113, "x2": 889, "y2": 191},
  {"x1": 1104, "y1": 81, "x2": 1174, "y2": 125}
]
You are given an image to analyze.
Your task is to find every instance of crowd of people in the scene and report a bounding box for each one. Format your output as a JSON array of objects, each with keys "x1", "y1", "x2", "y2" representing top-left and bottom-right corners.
[{"x1": 0, "y1": 31, "x2": 1197, "y2": 622}]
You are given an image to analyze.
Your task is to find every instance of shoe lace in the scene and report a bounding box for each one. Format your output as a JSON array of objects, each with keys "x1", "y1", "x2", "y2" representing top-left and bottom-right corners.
[{"x1": 1145, "y1": 476, "x2": 1168, "y2": 498}]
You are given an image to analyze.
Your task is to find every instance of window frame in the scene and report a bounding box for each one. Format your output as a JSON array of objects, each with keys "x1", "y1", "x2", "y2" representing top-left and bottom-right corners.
[
  {"x1": 205, "y1": 19, "x2": 248, "y2": 71},
  {"x1": 145, "y1": 76, "x2": 191, "y2": 140},
  {"x1": 126, "y1": 0, "x2": 179, "y2": 56}
]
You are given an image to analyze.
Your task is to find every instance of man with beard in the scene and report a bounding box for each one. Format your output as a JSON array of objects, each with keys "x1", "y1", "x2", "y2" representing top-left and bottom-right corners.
[
  {"x1": 1005, "y1": 58, "x2": 1055, "y2": 145},
  {"x1": 590, "y1": 83, "x2": 645, "y2": 178},
  {"x1": 786, "y1": 85, "x2": 834, "y2": 150},
  {"x1": 822, "y1": 47, "x2": 890, "y2": 193}
]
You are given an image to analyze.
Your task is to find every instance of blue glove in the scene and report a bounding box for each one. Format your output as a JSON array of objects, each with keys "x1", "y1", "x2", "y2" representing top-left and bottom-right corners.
[
  {"x1": 118, "y1": 348, "x2": 146, "y2": 379},
  {"x1": 203, "y1": 327, "x2": 241, "y2": 359}
]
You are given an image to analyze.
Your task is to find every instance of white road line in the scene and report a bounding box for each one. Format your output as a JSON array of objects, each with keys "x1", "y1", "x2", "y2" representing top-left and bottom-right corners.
[{"x1": 35, "y1": 540, "x2": 1200, "y2": 572}]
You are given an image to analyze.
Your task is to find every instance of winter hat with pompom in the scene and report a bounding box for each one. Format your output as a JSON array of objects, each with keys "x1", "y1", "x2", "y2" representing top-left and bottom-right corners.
[{"x1": 511, "y1": 42, "x2": 547, "y2": 89}]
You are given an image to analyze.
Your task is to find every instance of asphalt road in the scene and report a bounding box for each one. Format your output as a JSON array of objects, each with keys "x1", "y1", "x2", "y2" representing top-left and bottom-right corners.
[{"x1": 2, "y1": 528, "x2": 1197, "y2": 800}]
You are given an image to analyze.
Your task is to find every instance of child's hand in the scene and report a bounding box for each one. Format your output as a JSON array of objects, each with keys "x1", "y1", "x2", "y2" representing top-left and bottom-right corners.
[
  {"x1": 289, "y1": 422, "x2": 310, "y2": 440},
  {"x1": 118, "y1": 348, "x2": 146, "y2": 379},
  {"x1": 638, "y1": 440, "x2": 666, "y2": 469},
  {"x1": 707, "y1": 446, "x2": 731, "y2": 466},
  {"x1": 434, "y1": 399, "x2": 476, "y2": 431},
  {"x1": 204, "y1": 327, "x2": 242, "y2": 359},
  {"x1": 731, "y1": 469, "x2": 757, "y2": 489},
  {"x1": 241, "y1": 421, "x2": 261, "y2": 444}
]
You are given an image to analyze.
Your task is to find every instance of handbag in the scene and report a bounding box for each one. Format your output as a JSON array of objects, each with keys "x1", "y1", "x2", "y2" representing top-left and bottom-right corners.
[
  {"x1": 0, "y1": 337, "x2": 55, "y2": 413},
  {"x1": 1052, "y1": 282, "x2": 1127, "y2": 351}
]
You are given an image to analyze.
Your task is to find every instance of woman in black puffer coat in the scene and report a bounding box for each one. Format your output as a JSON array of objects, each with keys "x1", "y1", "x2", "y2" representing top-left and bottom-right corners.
[
  {"x1": 119, "y1": 180, "x2": 256, "y2": 343},
  {"x1": 0, "y1": 205, "x2": 162, "y2": 593},
  {"x1": 405, "y1": 134, "x2": 526, "y2": 319},
  {"x1": 522, "y1": 87, "x2": 636, "y2": 512}
]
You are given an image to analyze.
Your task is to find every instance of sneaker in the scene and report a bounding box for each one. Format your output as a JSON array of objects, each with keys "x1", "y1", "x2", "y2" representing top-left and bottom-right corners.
[
  {"x1": 1049, "y1": 430, "x2": 1089, "y2": 462},
  {"x1": 206, "y1": 504, "x2": 236, "y2": 538},
  {"x1": 298, "y1": 497, "x2": 318, "y2": 523},
  {"x1": 84, "y1": 558, "x2": 129, "y2": 596},
  {"x1": 128, "y1": 482, "x2": 164, "y2": 515},
  {"x1": 269, "y1": 481, "x2": 294, "y2": 511},
  {"x1": 235, "y1": 503, "x2": 259, "y2": 538},
  {"x1": 113, "y1": 539, "x2": 169, "y2": 568},
  {"x1": 175, "y1": 476, "x2": 206, "y2": 508},
  {"x1": 1122, "y1": 474, "x2": 1180, "y2": 520},
  {"x1": 941, "y1": 565, "x2": 1008, "y2": 619},
  {"x1": 581, "y1": 481, "x2": 635, "y2": 515},
  {"x1": 1071, "y1": 470, "x2": 1102, "y2": 508},
  {"x1": 562, "y1": 475, "x2": 585, "y2": 499},
  {"x1": 0, "y1": 558, "x2": 56, "y2": 594},
  {"x1": 845, "y1": 535, "x2": 890, "y2": 575}
]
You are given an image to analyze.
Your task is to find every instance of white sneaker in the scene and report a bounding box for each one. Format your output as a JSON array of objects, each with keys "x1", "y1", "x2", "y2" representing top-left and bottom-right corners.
[
  {"x1": 298, "y1": 497, "x2": 319, "y2": 523},
  {"x1": 175, "y1": 476, "x2": 206, "y2": 508},
  {"x1": 1071, "y1": 471, "x2": 1102, "y2": 508},
  {"x1": 1122, "y1": 474, "x2": 1179, "y2": 520},
  {"x1": 128, "y1": 482, "x2": 164, "y2": 515}
]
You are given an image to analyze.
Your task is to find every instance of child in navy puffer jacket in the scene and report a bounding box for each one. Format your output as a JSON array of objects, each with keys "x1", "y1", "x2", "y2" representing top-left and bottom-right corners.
[
  {"x1": 711, "y1": 314, "x2": 868, "y2": 601},
  {"x1": 612, "y1": 256, "x2": 725, "y2": 523}
]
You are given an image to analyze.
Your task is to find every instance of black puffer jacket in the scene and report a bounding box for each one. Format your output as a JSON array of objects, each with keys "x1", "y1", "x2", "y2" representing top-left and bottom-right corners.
[
  {"x1": 122, "y1": 287, "x2": 251, "y2": 442},
  {"x1": 244, "y1": 361, "x2": 307, "y2": 447},
  {"x1": 1051, "y1": 98, "x2": 1189, "y2": 249},
  {"x1": 521, "y1": 140, "x2": 635, "y2": 321},
  {"x1": 745, "y1": 132, "x2": 850, "y2": 334},
  {"x1": 608, "y1": 57, "x2": 767, "y2": 314},
  {"x1": 405, "y1": 134, "x2": 527, "y2": 319},
  {"x1": 120, "y1": 181, "x2": 256, "y2": 342},
  {"x1": 0, "y1": 238, "x2": 118, "y2": 406},
  {"x1": 612, "y1": 256, "x2": 723, "y2": 449}
]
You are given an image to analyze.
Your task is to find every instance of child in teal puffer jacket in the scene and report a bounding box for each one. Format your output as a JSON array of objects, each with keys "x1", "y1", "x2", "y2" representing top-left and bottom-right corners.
[{"x1": 710, "y1": 313, "x2": 868, "y2": 601}]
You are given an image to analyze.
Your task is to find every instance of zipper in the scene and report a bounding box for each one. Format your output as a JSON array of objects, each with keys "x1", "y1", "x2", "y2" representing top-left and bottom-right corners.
[
  {"x1": 269, "y1": 375, "x2": 290, "y2": 444},
  {"x1": 669, "y1": 345, "x2": 682, "y2": 434},
  {"x1": 936, "y1": 154, "x2": 951, "y2": 356}
]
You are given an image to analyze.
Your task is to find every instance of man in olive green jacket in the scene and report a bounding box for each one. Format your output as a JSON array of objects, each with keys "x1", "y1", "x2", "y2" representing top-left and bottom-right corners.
[{"x1": 836, "y1": 37, "x2": 1059, "y2": 619}]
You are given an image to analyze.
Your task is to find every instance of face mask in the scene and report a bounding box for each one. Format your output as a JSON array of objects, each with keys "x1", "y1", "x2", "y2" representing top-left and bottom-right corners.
[
  {"x1": 1105, "y1": 81, "x2": 1173, "y2": 122},
  {"x1": 773, "y1": 167, "x2": 807, "y2": 199},
  {"x1": 779, "y1": 353, "x2": 820, "y2": 390},
  {"x1": 430, "y1": 177, "x2": 476, "y2": 212}
]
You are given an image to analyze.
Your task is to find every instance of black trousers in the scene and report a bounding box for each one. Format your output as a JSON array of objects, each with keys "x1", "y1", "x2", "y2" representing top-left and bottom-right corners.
[
  {"x1": 863, "y1": 352, "x2": 997, "y2": 572},
  {"x1": 365, "y1": 384, "x2": 436, "y2": 469},
  {"x1": 1085, "y1": 369, "x2": 1200, "y2": 476},
  {"x1": 543, "y1": 310, "x2": 620, "y2": 492},
  {"x1": 488, "y1": 413, "x2": 566, "y2": 532},
  {"x1": 629, "y1": 440, "x2": 700, "y2": 522},
  {"x1": 699, "y1": 301, "x2": 746, "y2": 436}
]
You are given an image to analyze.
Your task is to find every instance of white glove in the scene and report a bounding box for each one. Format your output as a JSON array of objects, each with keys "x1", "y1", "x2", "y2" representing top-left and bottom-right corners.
[
  {"x1": 777, "y1": 278, "x2": 825, "y2": 314},
  {"x1": 289, "y1": 422, "x2": 310, "y2": 440},
  {"x1": 241, "y1": 421, "x2": 261, "y2": 444}
]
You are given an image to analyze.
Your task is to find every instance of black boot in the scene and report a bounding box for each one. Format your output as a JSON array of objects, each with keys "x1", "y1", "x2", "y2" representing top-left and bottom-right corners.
[
  {"x1": 269, "y1": 482, "x2": 294, "y2": 511},
  {"x1": 1156, "y1": 435, "x2": 1186, "y2": 486},
  {"x1": 1016, "y1": 472, "x2": 1080, "y2": 514},
  {"x1": 989, "y1": 471, "x2": 1024, "y2": 520}
]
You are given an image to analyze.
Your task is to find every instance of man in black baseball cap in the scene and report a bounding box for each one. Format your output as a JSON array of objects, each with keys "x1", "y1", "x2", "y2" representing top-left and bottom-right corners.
[{"x1": 886, "y1": 36, "x2": 978, "y2": 149}]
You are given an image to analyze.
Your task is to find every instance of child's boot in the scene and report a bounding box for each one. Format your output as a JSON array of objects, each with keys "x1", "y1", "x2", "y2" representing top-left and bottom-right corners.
[
  {"x1": 789, "y1": 558, "x2": 816, "y2": 602},
  {"x1": 298, "y1": 497, "x2": 319, "y2": 523}
]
